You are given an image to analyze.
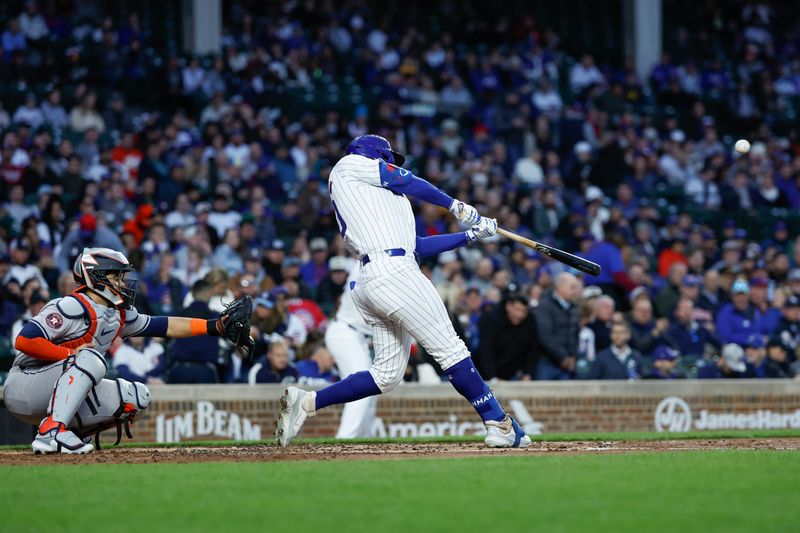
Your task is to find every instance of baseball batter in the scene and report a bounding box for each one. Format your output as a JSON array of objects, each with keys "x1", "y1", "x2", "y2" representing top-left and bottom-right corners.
[
  {"x1": 277, "y1": 134, "x2": 532, "y2": 448},
  {"x1": 5, "y1": 247, "x2": 253, "y2": 454}
]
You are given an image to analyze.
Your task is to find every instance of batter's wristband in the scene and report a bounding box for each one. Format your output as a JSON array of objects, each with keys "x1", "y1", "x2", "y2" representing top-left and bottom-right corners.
[{"x1": 206, "y1": 319, "x2": 222, "y2": 337}]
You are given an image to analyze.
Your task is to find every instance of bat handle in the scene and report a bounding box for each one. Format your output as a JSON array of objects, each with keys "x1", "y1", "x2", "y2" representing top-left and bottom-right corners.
[{"x1": 496, "y1": 228, "x2": 535, "y2": 246}]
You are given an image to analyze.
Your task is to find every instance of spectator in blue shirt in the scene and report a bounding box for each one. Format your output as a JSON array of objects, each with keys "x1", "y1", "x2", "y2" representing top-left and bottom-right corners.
[
  {"x1": 168, "y1": 279, "x2": 223, "y2": 383},
  {"x1": 628, "y1": 295, "x2": 669, "y2": 357},
  {"x1": 112, "y1": 336, "x2": 167, "y2": 384},
  {"x1": 2, "y1": 19, "x2": 26, "y2": 62},
  {"x1": 300, "y1": 237, "x2": 330, "y2": 290},
  {"x1": 587, "y1": 321, "x2": 643, "y2": 380},
  {"x1": 749, "y1": 277, "x2": 781, "y2": 335},
  {"x1": 715, "y1": 279, "x2": 763, "y2": 348},
  {"x1": 587, "y1": 295, "x2": 616, "y2": 354},
  {"x1": 649, "y1": 345, "x2": 681, "y2": 379},
  {"x1": 664, "y1": 298, "x2": 719, "y2": 357},
  {"x1": 296, "y1": 344, "x2": 338, "y2": 386},
  {"x1": 580, "y1": 233, "x2": 637, "y2": 311},
  {"x1": 248, "y1": 335, "x2": 299, "y2": 384},
  {"x1": 744, "y1": 335, "x2": 768, "y2": 378}
]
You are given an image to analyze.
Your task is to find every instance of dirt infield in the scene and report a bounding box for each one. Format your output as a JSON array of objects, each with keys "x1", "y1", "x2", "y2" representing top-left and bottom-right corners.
[{"x1": 1, "y1": 438, "x2": 799, "y2": 465}]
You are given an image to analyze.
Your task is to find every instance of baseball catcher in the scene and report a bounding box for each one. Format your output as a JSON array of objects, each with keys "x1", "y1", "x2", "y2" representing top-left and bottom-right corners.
[{"x1": 4, "y1": 247, "x2": 254, "y2": 454}]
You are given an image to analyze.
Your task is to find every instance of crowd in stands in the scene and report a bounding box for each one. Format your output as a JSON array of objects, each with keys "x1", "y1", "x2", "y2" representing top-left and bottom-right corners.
[{"x1": 2, "y1": 0, "x2": 800, "y2": 384}]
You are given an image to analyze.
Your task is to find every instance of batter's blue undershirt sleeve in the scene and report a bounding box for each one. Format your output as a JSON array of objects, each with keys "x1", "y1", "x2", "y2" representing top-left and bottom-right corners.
[
  {"x1": 416, "y1": 233, "x2": 468, "y2": 257},
  {"x1": 378, "y1": 159, "x2": 453, "y2": 208},
  {"x1": 138, "y1": 316, "x2": 169, "y2": 337}
]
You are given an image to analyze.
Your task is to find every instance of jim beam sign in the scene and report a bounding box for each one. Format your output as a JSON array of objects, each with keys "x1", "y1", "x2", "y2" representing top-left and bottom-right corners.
[
  {"x1": 654, "y1": 396, "x2": 800, "y2": 432},
  {"x1": 156, "y1": 401, "x2": 262, "y2": 443}
]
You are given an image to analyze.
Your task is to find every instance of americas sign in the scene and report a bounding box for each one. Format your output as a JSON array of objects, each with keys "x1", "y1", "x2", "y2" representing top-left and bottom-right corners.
[
  {"x1": 654, "y1": 396, "x2": 800, "y2": 432},
  {"x1": 370, "y1": 399, "x2": 545, "y2": 438}
]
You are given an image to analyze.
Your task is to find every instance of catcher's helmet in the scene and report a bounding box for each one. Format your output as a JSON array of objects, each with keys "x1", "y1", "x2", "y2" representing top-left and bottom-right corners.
[
  {"x1": 73, "y1": 247, "x2": 137, "y2": 309},
  {"x1": 346, "y1": 134, "x2": 405, "y2": 166}
]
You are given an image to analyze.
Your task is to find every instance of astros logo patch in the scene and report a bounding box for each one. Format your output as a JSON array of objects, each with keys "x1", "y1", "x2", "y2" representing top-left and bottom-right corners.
[{"x1": 45, "y1": 313, "x2": 64, "y2": 329}]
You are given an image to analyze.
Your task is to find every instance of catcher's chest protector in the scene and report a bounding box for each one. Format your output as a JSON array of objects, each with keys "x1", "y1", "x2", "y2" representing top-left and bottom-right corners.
[{"x1": 55, "y1": 292, "x2": 126, "y2": 354}]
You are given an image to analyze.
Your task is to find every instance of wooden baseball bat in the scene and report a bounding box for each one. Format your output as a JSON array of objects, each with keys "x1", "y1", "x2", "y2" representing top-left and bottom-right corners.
[{"x1": 496, "y1": 228, "x2": 601, "y2": 276}]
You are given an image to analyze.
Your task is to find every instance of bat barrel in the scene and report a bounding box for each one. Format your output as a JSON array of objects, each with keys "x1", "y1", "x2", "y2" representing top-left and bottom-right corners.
[
  {"x1": 536, "y1": 243, "x2": 601, "y2": 276},
  {"x1": 496, "y1": 228, "x2": 601, "y2": 276}
]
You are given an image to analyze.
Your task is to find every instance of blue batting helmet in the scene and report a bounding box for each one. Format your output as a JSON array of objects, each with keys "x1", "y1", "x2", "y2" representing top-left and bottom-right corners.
[{"x1": 346, "y1": 134, "x2": 405, "y2": 166}]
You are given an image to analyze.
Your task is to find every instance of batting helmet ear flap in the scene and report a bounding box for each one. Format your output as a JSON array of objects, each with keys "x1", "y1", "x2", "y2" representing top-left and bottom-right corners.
[{"x1": 389, "y1": 150, "x2": 405, "y2": 166}]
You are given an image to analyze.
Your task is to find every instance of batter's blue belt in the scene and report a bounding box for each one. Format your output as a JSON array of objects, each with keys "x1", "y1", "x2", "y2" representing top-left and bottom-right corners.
[{"x1": 361, "y1": 248, "x2": 406, "y2": 265}]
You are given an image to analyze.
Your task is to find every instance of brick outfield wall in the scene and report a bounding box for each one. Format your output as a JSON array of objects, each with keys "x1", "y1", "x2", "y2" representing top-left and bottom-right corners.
[
  {"x1": 3, "y1": 381, "x2": 800, "y2": 444},
  {"x1": 117, "y1": 380, "x2": 800, "y2": 443}
]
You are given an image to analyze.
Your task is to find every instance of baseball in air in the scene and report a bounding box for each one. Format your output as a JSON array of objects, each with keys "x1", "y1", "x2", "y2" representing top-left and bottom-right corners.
[{"x1": 735, "y1": 139, "x2": 751, "y2": 154}]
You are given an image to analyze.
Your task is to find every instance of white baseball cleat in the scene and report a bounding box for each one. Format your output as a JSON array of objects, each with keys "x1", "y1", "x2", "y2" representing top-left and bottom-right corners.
[
  {"x1": 484, "y1": 415, "x2": 532, "y2": 448},
  {"x1": 32, "y1": 424, "x2": 94, "y2": 455},
  {"x1": 275, "y1": 387, "x2": 316, "y2": 448}
]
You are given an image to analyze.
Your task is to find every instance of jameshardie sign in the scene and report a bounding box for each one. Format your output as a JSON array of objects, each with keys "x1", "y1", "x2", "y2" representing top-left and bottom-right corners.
[{"x1": 654, "y1": 396, "x2": 800, "y2": 432}]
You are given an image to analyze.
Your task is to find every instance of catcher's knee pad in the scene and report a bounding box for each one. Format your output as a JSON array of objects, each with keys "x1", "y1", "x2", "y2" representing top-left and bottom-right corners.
[
  {"x1": 369, "y1": 365, "x2": 404, "y2": 393},
  {"x1": 119, "y1": 379, "x2": 151, "y2": 413},
  {"x1": 50, "y1": 349, "x2": 107, "y2": 422},
  {"x1": 70, "y1": 348, "x2": 108, "y2": 384},
  {"x1": 72, "y1": 379, "x2": 151, "y2": 449}
]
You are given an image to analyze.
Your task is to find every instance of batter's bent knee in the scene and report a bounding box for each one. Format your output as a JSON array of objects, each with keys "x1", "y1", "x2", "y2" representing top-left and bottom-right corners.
[{"x1": 369, "y1": 366, "x2": 404, "y2": 393}]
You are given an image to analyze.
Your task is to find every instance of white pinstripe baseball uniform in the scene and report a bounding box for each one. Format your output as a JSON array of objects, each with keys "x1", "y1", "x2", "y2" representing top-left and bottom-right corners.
[
  {"x1": 324, "y1": 263, "x2": 376, "y2": 438},
  {"x1": 328, "y1": 154, "x2": 469, "y2": 391}
]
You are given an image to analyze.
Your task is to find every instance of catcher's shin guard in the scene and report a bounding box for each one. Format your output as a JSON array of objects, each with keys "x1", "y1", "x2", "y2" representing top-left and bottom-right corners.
[
  {"x1": 72, "y1": 378, "x2": 151, "y2": 449},
  {"x1": 44, "y1": 349, "x2": 107, "y2": 430}
]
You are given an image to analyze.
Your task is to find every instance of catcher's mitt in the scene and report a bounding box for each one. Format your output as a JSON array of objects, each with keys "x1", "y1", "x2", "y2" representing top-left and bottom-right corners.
[{"x1": 216, "y1": 296, "x2": 255, "y2": 360}]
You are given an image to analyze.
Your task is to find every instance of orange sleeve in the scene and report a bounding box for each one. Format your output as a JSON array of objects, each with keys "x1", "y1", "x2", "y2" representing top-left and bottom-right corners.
[
  {"x1": 15, "y1": 336, "x2": 73, "y2": 362},
  {"x1": 189, "y1": 318, "x2": 209, "y2": 336}
]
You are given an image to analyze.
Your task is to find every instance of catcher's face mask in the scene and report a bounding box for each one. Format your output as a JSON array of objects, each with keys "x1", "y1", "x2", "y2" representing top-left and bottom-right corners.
[{"x1": 100, "y1": 270, "x2": 138, "y2": 309}]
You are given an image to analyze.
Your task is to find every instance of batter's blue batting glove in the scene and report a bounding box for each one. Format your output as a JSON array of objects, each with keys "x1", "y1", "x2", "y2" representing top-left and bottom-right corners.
[{"x1": 449, "y1": 199, "x2": 480, "y2": 226}]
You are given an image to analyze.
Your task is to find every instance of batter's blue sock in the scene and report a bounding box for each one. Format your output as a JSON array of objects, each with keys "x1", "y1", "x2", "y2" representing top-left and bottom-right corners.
[
  {"x1": 445, "y1": 358, "x2": 505, "y2": 423},
  {"x1": 315, "y1": 371, "x2": 381, "y2": 411}
]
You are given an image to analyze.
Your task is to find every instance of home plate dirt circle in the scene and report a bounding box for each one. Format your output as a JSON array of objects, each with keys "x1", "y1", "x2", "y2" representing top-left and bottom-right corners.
[{"x1": 1, "y1": 438, "x2": 798, "y2": 465}]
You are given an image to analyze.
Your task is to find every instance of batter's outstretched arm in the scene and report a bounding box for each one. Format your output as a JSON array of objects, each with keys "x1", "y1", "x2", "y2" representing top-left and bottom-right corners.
[
  {"x1": 416, "y1": 233, "x2": 468, "y2": 257},
  {"x1": 378, "y1": 160, "x2": 453, "y2": 208}
]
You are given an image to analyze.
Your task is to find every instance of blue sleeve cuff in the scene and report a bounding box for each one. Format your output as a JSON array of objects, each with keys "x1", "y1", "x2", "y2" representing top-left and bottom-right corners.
[
  {"x1": 416, "y1": 233, "x2": 469, "y2": 257},
  {"x1": 138, "y1": 316, "x2": 169, "y2": 337},
  {"x1": 20, "y1": 321, "x2": 47, "y2": 339},
  {"x1": 378, "y1": 160, "x2": 453, "y2": 208}
]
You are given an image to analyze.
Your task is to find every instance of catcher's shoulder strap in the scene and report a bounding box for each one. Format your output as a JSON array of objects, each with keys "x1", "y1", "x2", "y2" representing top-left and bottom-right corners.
[
  {"x1": 58, "y1": 292, "x2": 98, "y2": 350},
  {"x1": 57, "y1": 292, "x2": 127, "y2": 349}
]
